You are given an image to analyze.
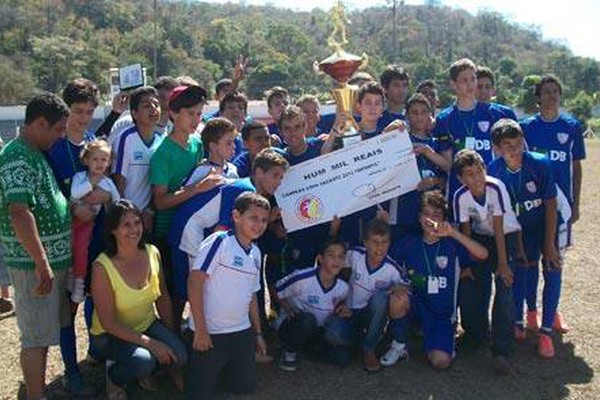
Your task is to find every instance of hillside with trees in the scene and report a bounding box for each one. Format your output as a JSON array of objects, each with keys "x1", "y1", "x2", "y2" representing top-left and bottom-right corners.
[{"x1": 0, "y1": 0, "x2": 598, "y2": 123}]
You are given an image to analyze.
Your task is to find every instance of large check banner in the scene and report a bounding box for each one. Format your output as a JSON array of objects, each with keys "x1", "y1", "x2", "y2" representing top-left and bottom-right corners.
[{"x1": 275, "y1": 129, "x2": 421, "y2": 232}]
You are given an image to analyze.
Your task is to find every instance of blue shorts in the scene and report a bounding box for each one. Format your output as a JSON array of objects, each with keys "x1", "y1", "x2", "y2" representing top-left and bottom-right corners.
[
  {"x1": 171, "y1": 246, "x2": 190, "y2": 301},
  {"x1": 410, "y1": 296, "x2": 454, "y2": 355},
  {"x1": 521, "y1": 230, "x2": 544, "y2": 265}
]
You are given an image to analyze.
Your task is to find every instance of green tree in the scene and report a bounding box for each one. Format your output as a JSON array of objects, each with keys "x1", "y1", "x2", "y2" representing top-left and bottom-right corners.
[
  {"x1": 566, "y1": 91, "x2": 594, "y2": 124},
  {"x1": 517, "y1": 75, "x2": 541, "y2": 115}
]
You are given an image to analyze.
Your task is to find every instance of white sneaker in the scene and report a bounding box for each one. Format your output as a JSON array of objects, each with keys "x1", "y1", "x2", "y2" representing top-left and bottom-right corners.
[
  {"x1": 380, "y1": 341, "x2": 408, "y2": 367},
  {"x1": 71, "y1": 278, "x2": 85, "y2": 303}
]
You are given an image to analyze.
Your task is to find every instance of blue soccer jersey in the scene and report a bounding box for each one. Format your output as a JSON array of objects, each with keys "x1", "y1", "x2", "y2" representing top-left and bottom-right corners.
[
  {"x1": 390, "y1": 234, "x2": 474, "y2": 321},
  {"x1": 488, "y1": 151, "x2": 557, "y2": 232},
  {"x1": 377, "y1": 109, "x2": 405, "y2": 133},
  {"x1": 433, "y1": 101, "x2": 515, "y2": 198},
  {"x1": 390, "y1": 133, "x2": 447, "y2": 230},
  {"x1": 282, "y1": 139, "x2": 330, "y2": 270},
  {"x1": 45, "y1": 131, "x2": 96, "y2": 197},
  {"x1": 520, "y1": 113, "x2": 586, "y2": 206}
]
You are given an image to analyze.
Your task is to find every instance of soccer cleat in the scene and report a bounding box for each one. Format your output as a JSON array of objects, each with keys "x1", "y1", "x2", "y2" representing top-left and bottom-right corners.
[
  {"x1": 363, "y1": 350, "x2": 382, "y2": 373},
  {"x1": 380, "y1": 341, "x2": 409, "y2": 367},
  {"x1": 526, "y1": 310, "x2": 540, "y2": 331},
  {"x1": 552, "y1": 312, "x2": 570, "y2": 334},
  {"x1": 538, "y1": 333, "x2": 555, "y2": 358},
  {"x1": 278, "y1": 351, "x2": 298, "y2": 372},
  {"x1": 514, "y1": 326, "x2": 526, "y2": 342}
]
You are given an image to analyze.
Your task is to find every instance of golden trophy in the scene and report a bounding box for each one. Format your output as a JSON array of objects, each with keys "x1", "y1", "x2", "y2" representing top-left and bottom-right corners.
[{"x1": 315, "y1": 1, "x2": 368, "y2": 148}]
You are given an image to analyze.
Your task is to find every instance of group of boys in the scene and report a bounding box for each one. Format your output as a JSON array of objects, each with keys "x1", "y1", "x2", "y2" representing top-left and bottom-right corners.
[{"x1": 0, "y1": 54, "x2": 585, "y2": 399}]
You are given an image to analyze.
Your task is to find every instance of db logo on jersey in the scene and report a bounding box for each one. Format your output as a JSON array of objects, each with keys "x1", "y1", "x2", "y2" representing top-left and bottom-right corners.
[
  {"x1": 477, "y1": 121, "x2": 490, "y2": 132},
  {"x1": 526, "y1": 181, "x2": 537, "y2": 193},
  {"x1": 549, "y1": 150, "x2": 567, "y2": 162},
  {"x1": 233, "y1": 255, "x2": 244, "y2": 268},
  {"x1": 436, "y1": 256, "x2": 448, "y2": 269},
  {"x1": 307, "y1": 295, "x2": 319, "y2": 305},
  {"x1": 557, "y1": 132, "x2": 569, "y2": 144}
]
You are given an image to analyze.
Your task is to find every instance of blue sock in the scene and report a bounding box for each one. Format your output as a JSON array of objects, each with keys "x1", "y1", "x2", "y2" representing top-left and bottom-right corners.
[
  {"x1": 526, "y1": 264, "x2": 540, "y2": 311},
  {"x1": 60, "y1": 323, "x2": 79, "y2": 378},
  {"x1": 513, "y1": 265, "x2": 527, "y2": 326},
  {"x1": 541, "y1": 267, "x2": 562, "y2": 331},
  {"x1": 388, "y1": 317, "x2": 408, "y2": 343},
  {"x1": 83, "y1": 296, "x2": 102, "y2": 360}
]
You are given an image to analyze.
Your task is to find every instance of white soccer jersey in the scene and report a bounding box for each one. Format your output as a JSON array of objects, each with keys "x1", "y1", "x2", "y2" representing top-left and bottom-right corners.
[
  {"x1": 112, "y1": 127, "x2": 163, "y2": 209},
  {"x1": 184, "y1": 161, "x2": 239, "y2": 186},
  {"x1": 189, "y1": 231, "x2": 261, "y2": 335},
  {"x1": 453, "y1": 175, "x2": 521, "y2": 236},
  {"x1": 71, "y1": 171, "x2": 121, "y2": 214},
  {"x1": 276, "y1": 267, "x2": 349, "y2": 327},
  {"x1": 346, "y1": 246, "x2": 408, "y2": 310}
]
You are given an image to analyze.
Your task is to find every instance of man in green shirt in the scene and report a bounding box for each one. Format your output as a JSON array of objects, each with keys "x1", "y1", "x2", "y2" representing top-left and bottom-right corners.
[{"x1": 0, "y1": 93, "x2": 71, "y2": 400}]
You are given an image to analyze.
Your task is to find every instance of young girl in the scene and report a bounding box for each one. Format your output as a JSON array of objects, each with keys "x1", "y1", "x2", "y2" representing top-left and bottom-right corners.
[{"x1": 70, "y1": 140, "x2": 120, "y2": 303}]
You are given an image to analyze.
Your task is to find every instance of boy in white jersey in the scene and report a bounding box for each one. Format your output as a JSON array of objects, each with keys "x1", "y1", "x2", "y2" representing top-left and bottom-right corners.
[
  {"x1": 185, "y1": 192, "x2": 269, "y2": 399},
  {"x1": 452, "y1": 149, "x2": 522, "y2": 375},
  {"x1": 275, "y1": 238, "x2": 353, "y2": 372},
  {"x1": 184, "y1": 117, "x2": 239, "y2": 186},
  {"x1": 112, "y1": 86, "x2": 163, "y2": 231},
  {"x1": 345, "y1": 218, "x2": 410, "y2": 373}
]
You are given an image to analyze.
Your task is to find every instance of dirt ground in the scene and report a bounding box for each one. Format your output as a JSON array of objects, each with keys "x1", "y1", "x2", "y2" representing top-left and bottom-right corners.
[{"x1": 1, "y1": 142, "x2": 598, "y2": 400}]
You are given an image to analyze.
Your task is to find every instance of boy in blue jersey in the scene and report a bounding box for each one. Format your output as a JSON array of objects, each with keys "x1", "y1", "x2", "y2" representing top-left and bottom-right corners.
[
  {"x1": 345, "y1": 218, "x2": 410, "y2": 373},
  {"x1": 266, "y1": 86, "x2": 290, "y2": 140},
  {"x1": 296, "y1": 94, "x2": 329, "y2": 140},
  {"x1": 389, "y1": 94, "x2": 451, "y2": 237},
  {"x1": 390, "y1": 191, "x2": 488, "y2": 369},
  {"x1": 415, "y1": 79, "x2": 440, "y2": 117},
  {"x1": 219, "y1": 91, "x2": 248, "y2": 157},
  {"x1": 452, "y1": 149, "x2": 522, "y2": 375},
  {"x1": 276, "y1": 238, "x2": 353, "y2": 372},
  {"x1": 186, "y1": 192, "x2": 270, "y2": 399},
  {"x1": 488, "y1": 119, "x2": 562, "y2": 358},
  {"x1": 168, "y1": 148, "x2": 288, "y2": 305},
  {"x1": 476, "y1": 66, "x2": 518, "y2": 120},
  {"x1": 46, "y1": 78, "x2": 109, "y2": 397},
  {"x1": 520, "y1": 74, "x2": 586, "y2": 334},
  {"x1": 432, "y1": 58, "x2": 516, "y2": 197},
  {"x1": 278, "y1": 106, "x2": 334, "y2": 272},
  {"x1": 233, "y1": 122, "x2": 271, "y2": 178},
  {"x1": 379, "y1": 65, "x2": 409, "y2": 128}
]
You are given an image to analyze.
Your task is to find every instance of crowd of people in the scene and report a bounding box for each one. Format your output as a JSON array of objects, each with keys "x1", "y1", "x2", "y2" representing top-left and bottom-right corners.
[{"x1": 0, "y1": 56, "x2": 585, "y2": 400}]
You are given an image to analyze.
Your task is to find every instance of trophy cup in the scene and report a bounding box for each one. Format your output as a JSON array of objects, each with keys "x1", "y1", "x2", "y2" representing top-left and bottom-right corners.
[{"x1": 315, "y1": 1, "x2": 368, "y2": 148}]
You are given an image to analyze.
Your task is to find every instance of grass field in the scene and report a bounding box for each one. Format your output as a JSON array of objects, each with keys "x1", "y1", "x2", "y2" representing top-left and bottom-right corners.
[{"x1": 1, "y1": 141, "x2": 598, "y2": 400}]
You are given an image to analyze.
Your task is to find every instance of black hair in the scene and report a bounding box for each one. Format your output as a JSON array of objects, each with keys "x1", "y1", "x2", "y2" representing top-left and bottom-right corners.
[
  {"x1": 357, "y1": 81, "x2": 385, "y2": 104},
  {"x1": 364, "y1": 218, "x2": 391, "y2": 240},
  {"x1": 251, "y1": 148, "x2": 289, "y2": 175},
  {"x1": 453, "y1": 149, "x2": 485, "y2": 176},
  {"x1": 62, "y1": 78, "x2": 99, "y2": 107},
  {"x1": 241, "y1": 121, "x2": 268, "y2": 141},
  {"x1": 103, "y1": 200, "x2": 146, "y2": 257},
  {"x1": 24, "y1": 93, "x2": 70, "y2": 126},
  {"x1": 405, "y1": 93, "x2": 433, "y2": 113},
  {"x1": 490, "y1": 118, "x2": 524, "y2": 146},
  {"x1": 534, "y1": 74, "x2": 563, "y2": 98},
  {"x1": 129, "y1": 86, "x2": 159, "y2": 112},
  {"x1": 153, "y1": 76, "x2": 179, "y2": 91},
  {"x1": 380, "y1": 65, "x2": 410, "y2": 89},
  {"x1": 234, "y1": 192, "x2": 271, "y2": 214},
  {"x1": 219, "y1": 91, "x2": 248, "y2": 113},
  {"x1": 318, "y1": 236, "x2": 347, "y2": 255}
]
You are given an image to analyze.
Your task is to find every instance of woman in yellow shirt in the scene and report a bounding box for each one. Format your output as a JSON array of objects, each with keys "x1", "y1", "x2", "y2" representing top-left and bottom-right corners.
[{"x1": 90, "y1": 200, "x2": 187, "y2": 399}]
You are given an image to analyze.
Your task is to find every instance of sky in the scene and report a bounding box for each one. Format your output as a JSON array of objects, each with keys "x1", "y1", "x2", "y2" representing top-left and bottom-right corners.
[{"x1": 200, "y1": 0, "x2": 600, "y2": 61}]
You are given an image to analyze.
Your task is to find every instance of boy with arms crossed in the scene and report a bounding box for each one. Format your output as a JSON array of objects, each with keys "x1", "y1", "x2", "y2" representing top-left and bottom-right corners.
[
  {"x1": 452, "y1": 149, "x2": 521, "y2": 374},
  {"x1": 186, "y1": 193, "x2": 270, "y2": 399}
]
